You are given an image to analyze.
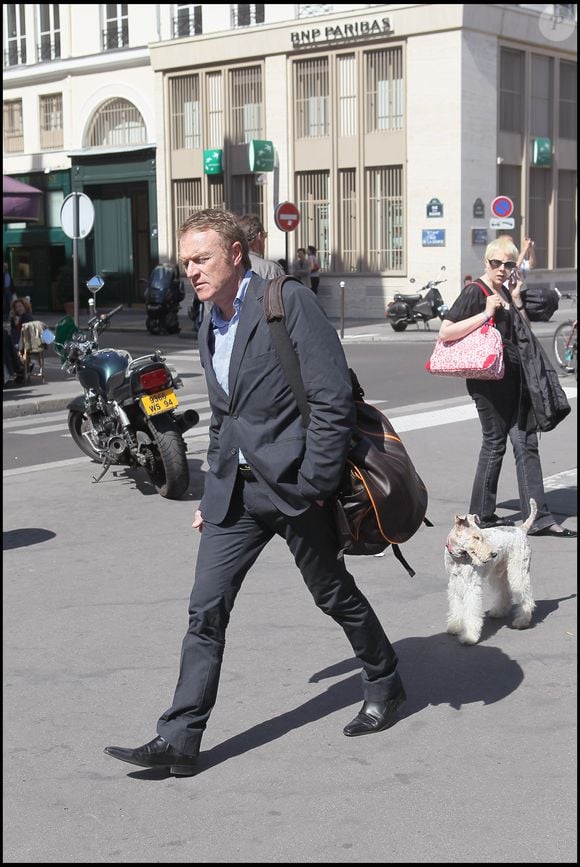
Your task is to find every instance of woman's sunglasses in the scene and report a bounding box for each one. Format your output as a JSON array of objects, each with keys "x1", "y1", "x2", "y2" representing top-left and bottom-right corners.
[{"x1": 488, "y1": 258, "x2": 517, "y2": 270}]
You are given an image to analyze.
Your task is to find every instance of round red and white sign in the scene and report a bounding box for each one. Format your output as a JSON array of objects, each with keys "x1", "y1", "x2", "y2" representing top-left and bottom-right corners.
[
  {"x1": 274, "y1": 201, "x2": 300, "y2": 232},
  {"x1": 490, "y1": 195, "x2": 514, "y2": 219}
]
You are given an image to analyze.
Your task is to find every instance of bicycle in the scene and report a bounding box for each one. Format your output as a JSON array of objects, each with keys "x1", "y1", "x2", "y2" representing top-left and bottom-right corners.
[{"x1": 552, "y1": 318, "x2": 577, "y2": 379}]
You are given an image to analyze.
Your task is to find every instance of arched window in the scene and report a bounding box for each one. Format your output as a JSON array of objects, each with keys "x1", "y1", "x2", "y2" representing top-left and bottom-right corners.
[{"x1": 85, "y1": 98, "x2": 147, "y2": 148}]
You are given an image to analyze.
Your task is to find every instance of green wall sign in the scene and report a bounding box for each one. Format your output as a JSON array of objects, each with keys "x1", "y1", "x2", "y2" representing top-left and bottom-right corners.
[
  {"x1": 204, "y1": 149, "x2": 223, "y2": 175},
  {"x1": 532, "y1": 138, "x2": 552, "y2": 167},
  {"x1": 248, "y1": 140, "x2": 274, "y2": 172}
]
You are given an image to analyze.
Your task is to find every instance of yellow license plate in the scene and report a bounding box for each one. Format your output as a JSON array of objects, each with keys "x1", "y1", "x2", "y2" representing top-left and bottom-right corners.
[{"x1": 140, "y1": 389, "x2": 179, "y2": 416}]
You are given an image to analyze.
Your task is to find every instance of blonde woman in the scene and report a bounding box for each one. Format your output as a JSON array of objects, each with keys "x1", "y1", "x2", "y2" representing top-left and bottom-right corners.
[{"x1": 438, "y1": 237, "x2": 575, "y2": 537}]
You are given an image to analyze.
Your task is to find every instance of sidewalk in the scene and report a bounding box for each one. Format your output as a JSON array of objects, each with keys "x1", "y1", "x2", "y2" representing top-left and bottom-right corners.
[{"x1": 2, "y1": 305, "x2": 571, "y2": 419}]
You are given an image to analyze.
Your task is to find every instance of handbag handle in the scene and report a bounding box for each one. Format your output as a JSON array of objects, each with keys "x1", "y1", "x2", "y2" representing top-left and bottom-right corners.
[{"x1": 472, "y1": 279, "x2": 497, "y2": 327}]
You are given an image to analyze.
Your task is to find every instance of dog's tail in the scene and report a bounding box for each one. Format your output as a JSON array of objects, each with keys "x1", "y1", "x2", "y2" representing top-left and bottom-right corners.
[{"x1": 521, "y1": 498, "x2": 538, "y2": 534}]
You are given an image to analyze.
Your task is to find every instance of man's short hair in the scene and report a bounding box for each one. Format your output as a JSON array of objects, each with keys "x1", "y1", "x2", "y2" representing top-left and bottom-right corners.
[
  {"x1": 237, "y1": 214, "x2": 265, "y2": 244},
  {"x1": 178, "y1": 208, "x2": 251, "y2": 270}
]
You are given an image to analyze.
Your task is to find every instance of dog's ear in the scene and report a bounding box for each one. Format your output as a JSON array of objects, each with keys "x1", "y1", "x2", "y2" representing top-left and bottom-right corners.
[
  {"x1": 472, "y1": 514, "x2": 481, "y2": 525},
  {"x1": 456, "y1": 515, "x2": 470, "y2": 527}
]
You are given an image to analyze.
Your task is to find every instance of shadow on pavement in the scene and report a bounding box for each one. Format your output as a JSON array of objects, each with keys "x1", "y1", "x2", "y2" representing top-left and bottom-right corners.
[
  {"x1": 498, "y1": 485, "x2": 577, "y2": 521},
  {"x1": 3, "y1": 528, "x2": 57, "y2": 550},
  {"x1": 122, "y1": 629, "x2": 560, "y2": 780}
]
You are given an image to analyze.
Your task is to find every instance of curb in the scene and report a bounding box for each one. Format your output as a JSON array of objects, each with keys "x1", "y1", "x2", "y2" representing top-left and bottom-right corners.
[{"x1": 3, "y1": 397, "x2": 73, "y2": 419}]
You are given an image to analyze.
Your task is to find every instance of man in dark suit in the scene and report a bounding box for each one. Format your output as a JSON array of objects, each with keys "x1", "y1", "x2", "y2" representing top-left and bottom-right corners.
[{"x1": 105, "y1": 209, "x2": 405, "y2": 776}]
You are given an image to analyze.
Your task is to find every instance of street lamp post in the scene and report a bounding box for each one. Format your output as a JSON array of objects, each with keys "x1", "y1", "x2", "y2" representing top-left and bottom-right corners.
[{"x1": 339, "y1": 281, "x2": 345, "y2": 339}]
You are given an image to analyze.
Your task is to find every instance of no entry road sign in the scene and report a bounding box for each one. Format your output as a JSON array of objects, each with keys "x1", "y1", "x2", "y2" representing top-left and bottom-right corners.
[
  {"x1": 60, "y1": 192, "x2": 95, "y2": 239},
  {"x1": 490, "y1": 195, "x2": 514, "y2": 219},
  {"x1": 274, "y1": 201, "x2": 300, "y2": 232}
]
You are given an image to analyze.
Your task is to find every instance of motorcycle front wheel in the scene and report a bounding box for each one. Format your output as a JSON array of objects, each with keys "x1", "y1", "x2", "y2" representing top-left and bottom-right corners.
[
  {"x1": 164, "y1": 312, "x2": 180, "y2": 334},
  {"x1": 390, "y1": 321, "x2": 408, "y2": 332},
  {"x1": 144, "y1": 414, "x2": 189, "y2": 499},
  {"x1": 68, "y1": 410, "x2": 103, "y2": 462}
]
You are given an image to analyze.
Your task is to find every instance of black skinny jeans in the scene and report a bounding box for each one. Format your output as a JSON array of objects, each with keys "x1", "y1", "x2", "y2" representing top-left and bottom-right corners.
[{"x1": 467, "y1": 368, "x2": 555, "y2": 531}]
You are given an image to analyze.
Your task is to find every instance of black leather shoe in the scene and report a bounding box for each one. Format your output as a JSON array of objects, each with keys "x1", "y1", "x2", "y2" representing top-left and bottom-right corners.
[
  {"x1": 343, "y1": 688, "x2": 406, "y2": 737},
  {"x1": 104, "y1": 735, "x2": 198, "y2": 775},
  {"x1": 530, "y1": 527, "x2": 577, "y2": 538},
  {"x1": 478, "y1": 516, "x2": 515, "y2": 529}
]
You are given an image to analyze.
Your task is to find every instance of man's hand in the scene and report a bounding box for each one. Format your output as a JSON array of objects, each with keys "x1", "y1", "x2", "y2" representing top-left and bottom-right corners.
[{"x1": 192, "y1": 509, "x2": 204, "y2": 532}]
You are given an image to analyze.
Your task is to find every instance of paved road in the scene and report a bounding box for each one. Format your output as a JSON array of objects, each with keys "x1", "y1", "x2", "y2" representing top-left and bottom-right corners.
[{"x1": 3, "y1": 305, "x2": 577, "y2": 863}]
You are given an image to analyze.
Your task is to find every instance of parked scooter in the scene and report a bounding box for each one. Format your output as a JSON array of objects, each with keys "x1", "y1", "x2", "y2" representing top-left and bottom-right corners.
[
  {"x1": 187, "y1": 294, "x2": 205, "y2": 339},
  {"x1": 54, "y1": 301, "x2": 199, "y2": 499},
  {"x1": 385, "y1": 266, "x2": 448, "y2": 331},
  {"x1": 144, "y1": 264, "x2": 185, "y2": 336}
]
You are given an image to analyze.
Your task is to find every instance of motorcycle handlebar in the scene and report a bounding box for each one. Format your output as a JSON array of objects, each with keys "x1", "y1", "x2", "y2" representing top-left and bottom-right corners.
[
  {"x1": 423, "y1": 278, "x2": 447, "y2": 289},
  {"x1": 87, "y1": 304, "x2": 124, "y2": 333}
]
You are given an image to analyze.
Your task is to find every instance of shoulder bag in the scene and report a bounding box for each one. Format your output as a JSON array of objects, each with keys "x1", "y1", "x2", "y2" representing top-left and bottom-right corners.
[
  {"x1": 263, "y1": 277, "x2": 431, "y2": 577},
  {"x1": 425, "y1": 281, "x2": 504, "y2": 380}
]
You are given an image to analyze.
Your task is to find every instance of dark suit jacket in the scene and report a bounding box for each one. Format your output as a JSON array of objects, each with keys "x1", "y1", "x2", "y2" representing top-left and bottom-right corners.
[{"x1": 198, "y1": 274, "x2": 355, "y2": 522}]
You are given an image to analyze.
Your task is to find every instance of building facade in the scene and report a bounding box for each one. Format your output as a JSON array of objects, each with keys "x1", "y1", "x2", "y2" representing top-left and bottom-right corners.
[{"x1": 3, "y1": 4, "x2": 577, "y2": 315}]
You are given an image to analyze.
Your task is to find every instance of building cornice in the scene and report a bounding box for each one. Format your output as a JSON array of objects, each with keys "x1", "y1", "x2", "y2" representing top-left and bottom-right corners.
[{"x1": 2, "y1": 47, "x2": 151, "y2": 89}]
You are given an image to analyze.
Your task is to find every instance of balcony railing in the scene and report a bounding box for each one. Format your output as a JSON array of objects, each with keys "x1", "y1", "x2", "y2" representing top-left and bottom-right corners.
[
  {"x1": 3, "y1": 43, "x2": 26, "y2": 67},
  {"x1": 36, "y1": 36, "x2": 61, "y2": 62},
  {"x1": 102, "y1": 25, "x2": 129, "y2": 51},
  {"x1": 4, "y1": 133, "x2": 24, "y2": 153},
  {"x1": 172, "y1": 8, "x2": 202, "y2": 38}
]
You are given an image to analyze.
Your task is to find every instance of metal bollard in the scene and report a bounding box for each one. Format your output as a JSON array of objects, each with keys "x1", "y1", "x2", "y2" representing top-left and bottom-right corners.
[{"x1": 339, "y1": 281, "x2": 345, "y2": 339}]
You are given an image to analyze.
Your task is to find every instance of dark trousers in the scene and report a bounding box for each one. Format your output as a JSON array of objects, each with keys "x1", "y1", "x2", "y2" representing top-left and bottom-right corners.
[
  {"x1": 467, "y1": 370, "x2": 554, "y2": 531},
  {"x1": 157, "y1": 477, "x2": 400, "y2": 755}
]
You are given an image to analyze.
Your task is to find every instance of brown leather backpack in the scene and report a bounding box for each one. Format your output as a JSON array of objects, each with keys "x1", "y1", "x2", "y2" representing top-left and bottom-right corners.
[{"x1": 264, "y1": 277, "x2": 431, "y2": 576}]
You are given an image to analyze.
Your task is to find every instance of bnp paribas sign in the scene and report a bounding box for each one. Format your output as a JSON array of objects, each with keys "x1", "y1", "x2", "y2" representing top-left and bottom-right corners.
[
  {"x1": 204, "y1": 149, "x2": 223, "y2": 175},
  {"x1": 248, "y1": 140, "x2": 274, "y2": 173},
  {"x1": 291, "y1": 17, "x2": 393, "y2": 47}
]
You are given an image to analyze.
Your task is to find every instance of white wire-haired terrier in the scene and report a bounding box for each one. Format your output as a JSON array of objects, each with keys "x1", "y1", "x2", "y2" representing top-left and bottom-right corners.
[{"x1": 444, "y1": 499, "x2": 537, "y2": 645}]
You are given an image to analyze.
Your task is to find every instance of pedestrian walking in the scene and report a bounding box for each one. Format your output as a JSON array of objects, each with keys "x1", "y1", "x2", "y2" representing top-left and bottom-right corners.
[
  {"x1": 291, "y1": 247, "x2": 311, "y2": 289},
  {"x1": 438, "y1": 236, "x2": 576, "y2": 538},
  {"x1": 104, "y1": 208, "x2": 406, "y2": 776},
  {"x1": 4, "y1": 261, "x2": 15, "y2": 322},
  {"x1": 307, "y1": 245, "x2": 321, "y2": 294}
]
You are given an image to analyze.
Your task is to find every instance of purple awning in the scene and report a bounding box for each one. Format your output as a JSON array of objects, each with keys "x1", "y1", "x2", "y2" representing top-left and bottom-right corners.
[{"x1": 3, "y1": 175, "x2": 43, "y2": 222}]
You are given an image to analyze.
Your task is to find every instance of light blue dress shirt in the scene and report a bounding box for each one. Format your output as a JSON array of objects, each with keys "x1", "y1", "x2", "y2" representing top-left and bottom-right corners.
[{"x1": 210, "y1": 271, "x2": 252, "y2": 463}]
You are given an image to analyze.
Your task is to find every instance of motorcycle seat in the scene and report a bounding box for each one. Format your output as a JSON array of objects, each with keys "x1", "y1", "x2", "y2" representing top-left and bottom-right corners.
[{"x1": 395, "y1": 293, "x2": 422, "y2": 303}]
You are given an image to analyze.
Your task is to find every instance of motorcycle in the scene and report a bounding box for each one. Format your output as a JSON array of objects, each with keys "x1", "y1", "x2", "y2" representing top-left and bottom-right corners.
[
  {"x1": 143, "y1": 264, "x2": 185, "y2": 336},
  {"x1": 54, "y1": 305, "x2": 199, "y2": 499},
  {"x1": 385, "y1": 266, "x2": 448, "y2": 331}
]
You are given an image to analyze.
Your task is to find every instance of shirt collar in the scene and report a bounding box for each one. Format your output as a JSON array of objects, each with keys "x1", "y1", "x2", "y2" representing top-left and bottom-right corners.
[{"x1": 211, "y1": 270, "x2": 252, "y2": 329}]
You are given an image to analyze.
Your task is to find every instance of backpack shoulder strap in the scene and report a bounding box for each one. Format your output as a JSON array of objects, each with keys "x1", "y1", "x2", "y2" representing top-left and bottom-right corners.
[
  {"x1": 263, "y1": 275, "x2": 294, "y2": 321},
  {"x1": 263, "y1": 277, "x2": 310, "y2": 425}
]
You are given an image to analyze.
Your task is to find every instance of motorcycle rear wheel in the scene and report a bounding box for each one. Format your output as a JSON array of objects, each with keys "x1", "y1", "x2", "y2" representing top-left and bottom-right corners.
[
  {"x1": 146, "y1": 315, "x2": 162, "y2": 336},
  {"x1": 163, "y1": 311, "x2": 180, "y2": 334},
  {"x1": 68, "y1": 410, "x2": 103, "y2": 462},
  {"x1": 390, "y1": 321, "x2": 408, "y2": 332},
  {"x1": 144, "y1": 414, "x2": 189, "y2": 499}
]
